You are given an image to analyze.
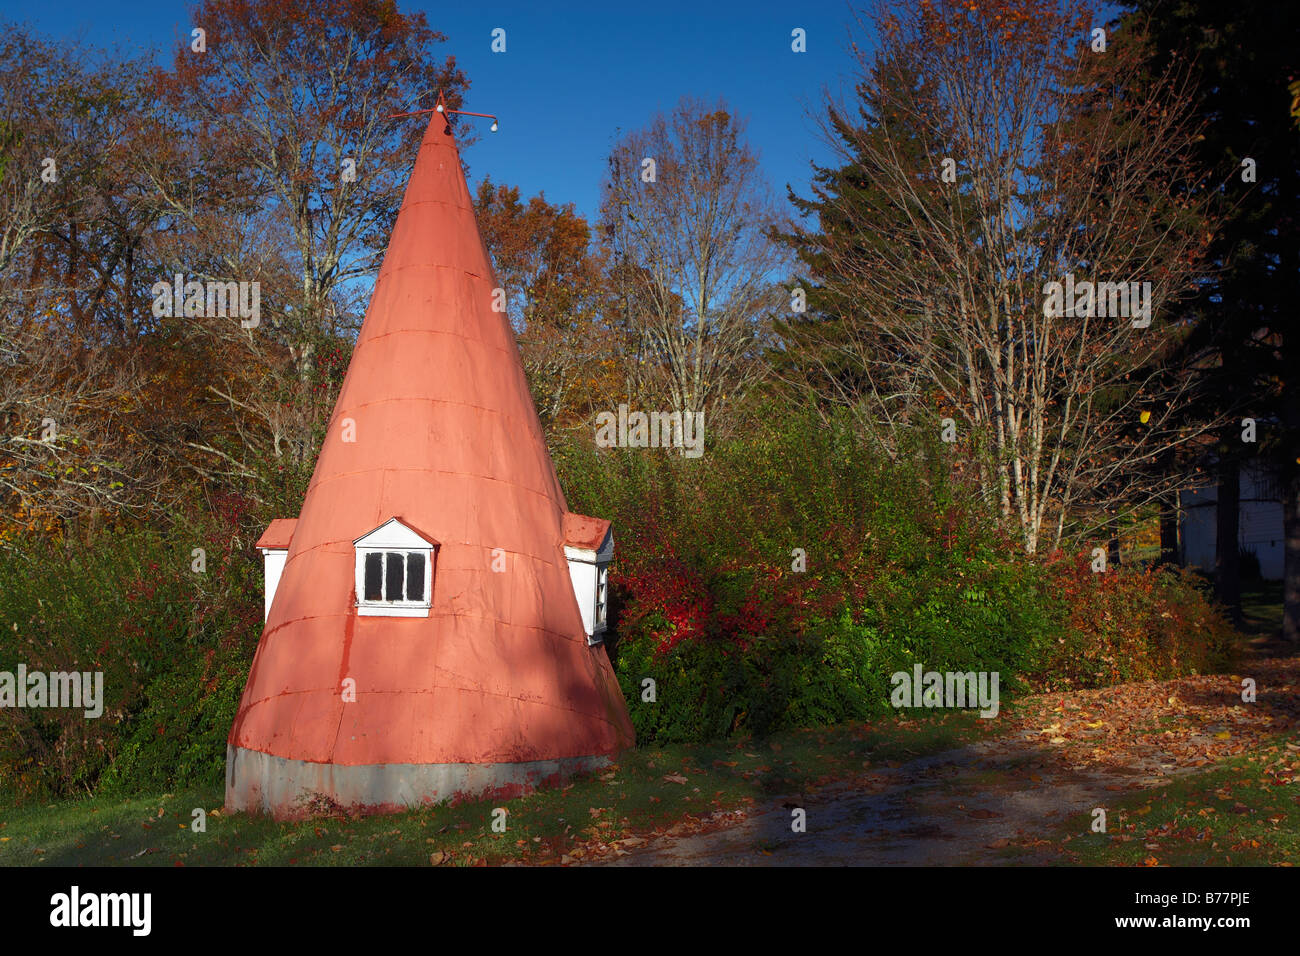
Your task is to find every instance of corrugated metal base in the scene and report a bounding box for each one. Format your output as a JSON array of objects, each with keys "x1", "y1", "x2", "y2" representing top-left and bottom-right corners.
[{"x1": 225, "y1": 745, "x2": 610, "y2": 819}]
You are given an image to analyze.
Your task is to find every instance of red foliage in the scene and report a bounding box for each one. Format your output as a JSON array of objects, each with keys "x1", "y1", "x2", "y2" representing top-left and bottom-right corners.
[{"x1": 616, "y1": 557, "x2": 713, "y2": 655}]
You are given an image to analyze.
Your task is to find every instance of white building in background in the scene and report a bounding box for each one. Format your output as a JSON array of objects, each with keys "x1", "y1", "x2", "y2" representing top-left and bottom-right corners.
[{"x1": 1180, "y1": 462, "x2": 1284, "y2": 580}]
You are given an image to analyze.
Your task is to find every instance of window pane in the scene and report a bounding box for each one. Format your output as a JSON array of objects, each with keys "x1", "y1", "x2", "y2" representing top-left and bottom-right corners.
[
  {"x1": 597, "y1": 567, "x2": 608, "y2": 621},
  {"x1": 364, "y1": 552, "x2": 383, "y2": 601},
  {"x1": 385, "y1": 552, "x2": 405, "y2": 600},
  {"x1": 406, "y1": 552, "x2": 425, "y2": 602}
]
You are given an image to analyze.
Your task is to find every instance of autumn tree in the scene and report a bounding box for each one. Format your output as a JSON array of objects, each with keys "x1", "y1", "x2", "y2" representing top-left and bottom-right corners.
[
  {"x1": 473, "y1": 179, "x2": 612, "y2": 431},
  {"x1": 0, "y1": 31, "x2": 68, "y2": 284},
  {"x1": 0, "y1": 16, "x2": 353, "y2": 534},
  {"x1": 0, "y1": 29, "x2": 180, "y2": 539},
  {"x1": 144, "y1": 0, "x2": 471, "y2": 485}
]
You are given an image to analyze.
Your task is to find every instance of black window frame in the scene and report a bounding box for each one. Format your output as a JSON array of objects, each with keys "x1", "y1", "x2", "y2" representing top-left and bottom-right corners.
[{"x1": 359, "y1": 548, "x2": 432, "y2": 605}]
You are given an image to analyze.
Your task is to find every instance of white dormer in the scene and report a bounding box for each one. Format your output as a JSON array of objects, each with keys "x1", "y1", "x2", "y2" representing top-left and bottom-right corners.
[
  {"x1": 256, "y1": 518, "x2": 298, "y2": 622},
  {"x1": 353, "y1": 517, "x2": 438, "y2": 618},
  {"x1": 563, "y1": 514, "x2": 613, "y2": 645}
]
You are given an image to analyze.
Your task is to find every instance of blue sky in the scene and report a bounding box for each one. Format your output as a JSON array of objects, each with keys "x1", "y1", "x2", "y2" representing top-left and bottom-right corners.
[{"x1": 11, "y1": 0, "x2": 870, "y2": 223}]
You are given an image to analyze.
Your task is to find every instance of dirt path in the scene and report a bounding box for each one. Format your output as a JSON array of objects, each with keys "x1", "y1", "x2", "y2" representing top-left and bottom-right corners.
[
  {"x1": 596, "y1": 656, "x2": 1300, "y2": 866},
  {"x1": 599, "y1": 742, "x2": 1167, "y2": 865}
]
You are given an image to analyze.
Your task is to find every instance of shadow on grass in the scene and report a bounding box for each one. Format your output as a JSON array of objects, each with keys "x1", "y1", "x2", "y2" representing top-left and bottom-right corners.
[{"x1": 0, "y1": 709, "x2": 993, "y2": 867}]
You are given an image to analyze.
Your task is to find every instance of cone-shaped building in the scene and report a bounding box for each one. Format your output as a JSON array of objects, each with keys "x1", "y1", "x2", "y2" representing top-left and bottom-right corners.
[{"x1": 226, "y1": 109, "x2": 634, "y2": 818}]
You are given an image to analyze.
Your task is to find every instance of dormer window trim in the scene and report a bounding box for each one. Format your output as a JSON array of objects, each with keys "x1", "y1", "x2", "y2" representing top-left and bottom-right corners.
[
  {"x1": 595, "y1": 563, "x2": 609, "y2": 631},
  {"x1": 353, "y1": 518, "x2": 438, "y2": 618}
]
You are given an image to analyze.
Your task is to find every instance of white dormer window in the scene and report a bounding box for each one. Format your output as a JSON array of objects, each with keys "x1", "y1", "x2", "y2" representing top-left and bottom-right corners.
[
  {"x1": 563, "y1": 514, "x2": 614, "y2": 646},
  {"x1": 256, "y1": 518, "x2": 298, "y2": 622},
  {"x1": 353, "y1": 518, "x2": 437, "y2": 618}
]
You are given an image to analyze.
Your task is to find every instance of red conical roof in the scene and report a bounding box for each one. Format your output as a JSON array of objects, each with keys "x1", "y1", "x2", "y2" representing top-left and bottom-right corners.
[{"x1": 227, "y1": 110, "x2": 633, "y2": 816}]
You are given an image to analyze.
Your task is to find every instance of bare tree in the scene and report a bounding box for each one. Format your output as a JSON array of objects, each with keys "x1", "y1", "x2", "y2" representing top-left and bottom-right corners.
[
  {"x1": 162, "y1": 0, "x2": 470, "y2": 370},
  {"x1": 0, "y1": 29, "x2": 177, "y2": 536},
  {"x1": 0, "y1": 31, "x2": 66, "y2": 282},
  {"x1": 600, "y1": 98, "x2": 789, "y2": 429},
  {"x1": 0, "y1": 318, "x2": 170, "y2": 542},
  {"x1": 784, "y1": 0, "x2": 1222, "y2": 552}
]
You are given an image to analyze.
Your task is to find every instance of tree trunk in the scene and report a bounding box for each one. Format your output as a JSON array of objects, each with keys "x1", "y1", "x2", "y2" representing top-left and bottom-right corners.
[
  {"x1": 1107, "y1": 515, "x2": 1121, "y2": 569},
  {"x1": 1284, "y1": 468, "x2": 1300, "y2": 643},
  {"x1": 1160, "y1": 492, "x2": 1180, "y2": 566},
  {"x1": 1281, "y1": 329, "x2": 1300, "y2": 643},
  {"x1": 1156, "y1": 448, "x2": 1180, "y2": 566},
  {"x1": 1214, "y1": 450, "x2": 1241, "y2": 622}
]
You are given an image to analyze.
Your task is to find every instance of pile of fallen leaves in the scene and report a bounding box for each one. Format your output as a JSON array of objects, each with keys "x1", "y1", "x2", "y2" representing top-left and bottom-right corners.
[{"x1": 992, "y1": 657, "x2": 1300, "y2": 778}]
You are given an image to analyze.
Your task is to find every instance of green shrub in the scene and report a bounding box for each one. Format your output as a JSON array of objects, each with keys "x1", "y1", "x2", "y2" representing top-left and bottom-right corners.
[
  {"x1": 1029, "y1": 557, "x2": 1234, "y2": 689},
  {"x1": 0, "y1": 394, "x2": 1241, "y2": 798},
  {"x1": 558, "y1": 401, "x2": 1235, "y2": 745},
  {"x1": 0, "y1": 510, "x2": 262, "y2": 802},
  {"x1": 98, "y1": 642, "x2": 252, "y2": 795}
]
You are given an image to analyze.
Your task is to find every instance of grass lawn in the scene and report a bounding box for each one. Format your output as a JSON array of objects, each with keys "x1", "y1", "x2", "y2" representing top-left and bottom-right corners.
[
  {"x1": 1037, "y1": 581, "x2": 1298, "y2": 866},
  {"x1": 0, "y1": 709, "x2": 992, "y2": 866},
  {"x1": 1240, "y1": 581, "x2": 1285, "y2": 639},
  {"x1": 1043, "y1": 730, "x2": 1300, "y2": 866}
]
